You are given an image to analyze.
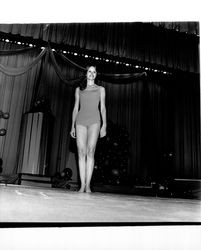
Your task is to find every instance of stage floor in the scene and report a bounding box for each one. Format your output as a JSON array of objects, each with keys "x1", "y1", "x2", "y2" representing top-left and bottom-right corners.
[{"x1": 0, "y1": 184, "x2": 201, "y2": 222}]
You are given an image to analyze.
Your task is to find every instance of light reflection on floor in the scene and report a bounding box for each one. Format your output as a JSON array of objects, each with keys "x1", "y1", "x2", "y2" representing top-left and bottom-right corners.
[{"x1": 0, "y1": 184, "x2": 201, "y2": 222}]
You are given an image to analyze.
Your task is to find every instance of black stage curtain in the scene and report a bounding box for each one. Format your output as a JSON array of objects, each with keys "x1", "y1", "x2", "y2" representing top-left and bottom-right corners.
[
  {"x1": 0, "y1": 22, "x2": 199, "y2": 73},
  {"x1": 0, "y1": 42, "x2": 42, "y2": 174},
  {"x1": 0, "y1": 24, "x2": 200, "y2": 182}
]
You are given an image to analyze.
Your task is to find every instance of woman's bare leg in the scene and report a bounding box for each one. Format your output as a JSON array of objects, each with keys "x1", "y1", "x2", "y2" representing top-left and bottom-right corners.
[
  {"x1": 76, "y1": 125, "x2": 87, "y2": 192},
  {"x1": 86, "y1": 123, "x2": 100, "y2": 193}
]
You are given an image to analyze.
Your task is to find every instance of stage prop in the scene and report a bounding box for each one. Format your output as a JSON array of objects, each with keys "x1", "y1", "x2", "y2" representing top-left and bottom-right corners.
[{"x1": 17, "y1": 109, "x2": 54, "y2": 187}]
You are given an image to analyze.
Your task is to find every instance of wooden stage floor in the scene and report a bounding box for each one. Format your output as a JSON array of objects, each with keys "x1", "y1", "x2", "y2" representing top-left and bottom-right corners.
[{"x1": 0, "y1": 184, "x2": 201, "y2": 222}]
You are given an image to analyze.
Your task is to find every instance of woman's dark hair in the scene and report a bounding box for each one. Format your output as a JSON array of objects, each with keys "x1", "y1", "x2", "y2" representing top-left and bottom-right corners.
[{"x1": 79, "y1": 65, "x2": 98, "y2": 91}]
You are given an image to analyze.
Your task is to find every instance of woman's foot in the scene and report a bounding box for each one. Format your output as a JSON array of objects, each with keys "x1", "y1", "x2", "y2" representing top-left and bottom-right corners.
[
  {"x1": 78, "y1": 185, "x2": 85, "y2": 193},
  {"x1": 85, "y1": 186, "x2": 91, "y2": 193}
]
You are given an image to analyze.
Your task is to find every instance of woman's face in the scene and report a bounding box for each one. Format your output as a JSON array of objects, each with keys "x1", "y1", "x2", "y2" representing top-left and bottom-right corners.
[{"x1": 86, "y1": 66, "x2": 97, "y2": 80}]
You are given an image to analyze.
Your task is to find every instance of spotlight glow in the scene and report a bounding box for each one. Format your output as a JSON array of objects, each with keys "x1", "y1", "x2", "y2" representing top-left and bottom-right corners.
[
  {"x1": 135, "y1": 65, "x2": 139, "y2": 68},
  {"x1": 74, "y1": 52, "x2": 78, "y2": 56},
  {"x1": 5, "y1": 39, "x2": 9, "y2": 42},
  {"x1": 105, "y1": 59, "x2": 109, "y2": 62},
  {"x1": 29, "y1": 44, "x2": 33, "y2": 47},
  {"x1": 85, "y1": 55, "x2": 89, "y2": 58},
  {"x1": 63, "y1": 51, "x2": 67, "y2": 53},
  {"x1": 95, "y1": 57, "x2": 99, "y2": 60},
  {"x1": 17, "y1": 42, "x2": 21, "y2": 45}
]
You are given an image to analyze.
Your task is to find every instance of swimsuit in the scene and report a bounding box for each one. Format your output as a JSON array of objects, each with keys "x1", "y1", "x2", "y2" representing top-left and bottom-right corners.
[{"x1": 76, "y1": 86, "x2": 101, "y2": 127}]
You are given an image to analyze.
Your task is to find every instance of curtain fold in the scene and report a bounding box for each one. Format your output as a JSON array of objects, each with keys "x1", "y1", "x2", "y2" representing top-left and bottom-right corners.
[
  {"x1": 0, "y1": 42, "x2": 43, "y2": 175},
  {"x1": 49, "y1": 48, "x2": 85, "y2": 85},
  {"x1": 0, "y1": 30, "x2": 199, "y2": 182},
  {"x1": 57, "y1": 51, "x2": 147, "y2": 84},
  {"x1": 0, "y1": 46, "x2": 38, "y2": 55},
  {"x1": 173, "y1": 73, "x2": 201, "y2": 178},
  {"x1": 0, "y1": 48, "x2": 47, "y2": 76},
  {"x1": 0, "y1": 22, "x2": 199, "y2": 73},
  {"x1": 151, "y1": 22, "x2": 199, "y2": 35}
]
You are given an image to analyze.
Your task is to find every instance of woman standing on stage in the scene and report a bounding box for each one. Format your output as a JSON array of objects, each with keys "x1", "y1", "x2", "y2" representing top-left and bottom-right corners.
[{"x1": 70, "y1": 66, "x2": 107, "y2": 193}]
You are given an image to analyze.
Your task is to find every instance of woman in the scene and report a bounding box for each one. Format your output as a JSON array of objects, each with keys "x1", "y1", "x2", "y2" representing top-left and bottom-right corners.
[{"x1": 70, "y1": 66, "x2": 107, "y2": 193}]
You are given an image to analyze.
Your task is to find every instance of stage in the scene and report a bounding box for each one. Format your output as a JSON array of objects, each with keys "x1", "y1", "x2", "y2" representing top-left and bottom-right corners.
[{"x1": 0, "y1": 184, "x2": 200, "y2": 223}]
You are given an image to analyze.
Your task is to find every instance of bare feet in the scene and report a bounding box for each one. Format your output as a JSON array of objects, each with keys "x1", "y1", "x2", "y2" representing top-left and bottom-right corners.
[
  {"x1": 78, "y1": 186, "x2": 85, "y2": 193},
  {"x1": 85, "y1": 186, "x2": 91, "y2": 193},
  {"x1": 78, "y1": 185, "x2": 92, "y2": 193}
]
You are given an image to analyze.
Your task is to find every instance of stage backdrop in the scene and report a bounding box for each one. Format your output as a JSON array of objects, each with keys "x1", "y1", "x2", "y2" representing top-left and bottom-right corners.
[{"x1": 0, "y1": 23, "x2": 200, "y2": 182}]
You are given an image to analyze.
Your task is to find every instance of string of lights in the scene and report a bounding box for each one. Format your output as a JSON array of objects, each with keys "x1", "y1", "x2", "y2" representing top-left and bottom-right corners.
[{"x1": 0, "y1": 35, "x2": 174, "y2": 75}]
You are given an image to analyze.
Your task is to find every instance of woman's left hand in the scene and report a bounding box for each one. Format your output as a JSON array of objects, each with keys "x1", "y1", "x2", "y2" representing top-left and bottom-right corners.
[{"x1": 100, "y1": 126, "x2": 106, "y2": 138}]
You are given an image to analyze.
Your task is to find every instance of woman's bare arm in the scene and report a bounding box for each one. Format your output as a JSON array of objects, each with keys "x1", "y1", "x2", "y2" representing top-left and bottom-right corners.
[
  {"x1": 70, "y1": 87, "x2": 80, "y2": 137},
  {"x1": 100, "y1": 86, "x2": 107, "y2": 137}
]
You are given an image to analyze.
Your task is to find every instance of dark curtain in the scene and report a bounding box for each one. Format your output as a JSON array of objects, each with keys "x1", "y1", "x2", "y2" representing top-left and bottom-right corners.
[
  {"x1": 173, "y1": 73, "x2": 201, "y2": 178},
  {"x1": 0, "y1": 22, "x2": 199, "y2": 73},
  {"x1": 0, "y1": 23, "x2": 200, "y2": 182},
  {"x1": 0, "y1": 42, "x2": 42, "y2": 174},
  {"x1": 152, "y1": 22, "x2": 199, "y2": 35},
  {"x1": 32, "y1": 51, "x2": 84, "y2": 176}
]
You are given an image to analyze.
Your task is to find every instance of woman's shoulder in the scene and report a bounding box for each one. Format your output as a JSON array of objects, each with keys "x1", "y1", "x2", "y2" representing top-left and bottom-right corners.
[{"x1": 99, "y1": 86, "x2": 105, "y2": 92}]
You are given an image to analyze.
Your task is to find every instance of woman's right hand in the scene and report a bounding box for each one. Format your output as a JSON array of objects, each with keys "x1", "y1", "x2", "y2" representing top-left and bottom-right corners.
[{"x1": 70, "y1": 127, "x2": 76, "y2": 138}]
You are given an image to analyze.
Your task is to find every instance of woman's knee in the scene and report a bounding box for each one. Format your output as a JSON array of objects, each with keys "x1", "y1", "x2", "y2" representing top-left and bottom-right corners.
[
  {"x1": 87, "y1": 146, "x2": 96, "y2": 158},
  {"x1": 77, "y1": 147, "x2": 86, "y2": 158}
]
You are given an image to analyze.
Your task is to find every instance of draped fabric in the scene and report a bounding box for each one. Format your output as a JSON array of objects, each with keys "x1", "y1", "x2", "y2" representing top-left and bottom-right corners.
[
  {"x1": 99, "y1": 72, "x2": 200, "y2": 180},
  {"x1": 0, "y1": 22, "x2": 199, "y2": 73},
  {"x1": 151, "y1": 22, "x2": 199, "y2": 35},
  {"x1": 0, "y1": 23, "x2": 200, "y2": 182},
  {"x1": 173, "y1": 73, "x2": 201, "y2": 178},
  {"x1": 30, "y1": 50, "x2": 84, "y2": 175},
  {"x1": 0, "y1": 42, "x2": 42, "y2": 174},
  {"x1": 0, "y1": 47, "x2": 46, "y2": 76},
  {"x1": 0, "y1": 46, "x2": 37, "y2": 55}
]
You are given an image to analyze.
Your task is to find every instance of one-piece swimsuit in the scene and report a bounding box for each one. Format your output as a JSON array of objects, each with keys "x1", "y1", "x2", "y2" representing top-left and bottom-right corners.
[{"x1": 76, "y1": 86, "x2": 101, "y2": 127}]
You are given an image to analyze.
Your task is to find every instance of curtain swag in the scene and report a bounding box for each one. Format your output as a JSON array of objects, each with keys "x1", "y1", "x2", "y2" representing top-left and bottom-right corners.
[
  {"x1": 0, "y1": 47, "x2": 47, "y2": 76},
  {"x1": 0, "y1": 46, "x2": 38, "y2": 56},
  {"x1": 59, "y1": 51, "x2": 147, "y2": 84},
  {"x1": 49, "y1": 48, "x2": 85, "y2": 85},
  {"x1": 0, "y1": 45, "x2": 146, "y2": 83},
  {"x1": 58, "y1": 52, "x2": 86, "y2": 71}
]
